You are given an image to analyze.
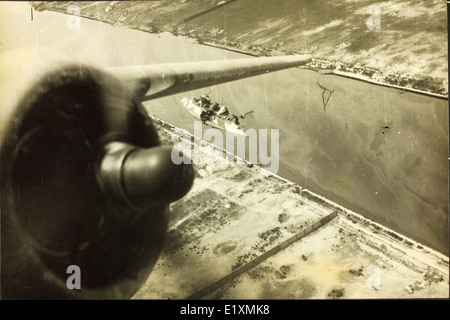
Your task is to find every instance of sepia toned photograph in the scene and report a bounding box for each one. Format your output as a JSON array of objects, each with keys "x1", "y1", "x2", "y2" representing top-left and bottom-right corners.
[{"x1": 0, "y1": 0, "x2": 448, "y2": 303}]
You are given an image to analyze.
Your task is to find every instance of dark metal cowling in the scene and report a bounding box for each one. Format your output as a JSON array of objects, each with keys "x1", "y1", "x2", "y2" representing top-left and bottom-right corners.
[{"x1": 0, "y1": 49, "x2": 193, "y2": 299}]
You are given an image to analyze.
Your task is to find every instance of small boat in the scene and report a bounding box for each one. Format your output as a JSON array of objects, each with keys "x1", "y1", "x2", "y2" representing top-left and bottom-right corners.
[{"x1": 181, "y1": 97, "x2": 247, "y2": 136}]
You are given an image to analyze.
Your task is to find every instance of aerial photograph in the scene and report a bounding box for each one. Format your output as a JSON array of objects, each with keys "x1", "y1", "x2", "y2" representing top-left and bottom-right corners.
[{"x1": 0, "y1": 0, "x2": 448, "y2": 304}]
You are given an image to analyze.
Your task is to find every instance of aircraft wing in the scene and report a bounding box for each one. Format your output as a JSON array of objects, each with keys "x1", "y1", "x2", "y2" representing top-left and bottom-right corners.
[
  {"x1": 107, "y1": 55, "x2": 311, "y2": 100},
  {"x1": 0, "y1": 48, "x2": 311, "y2": 299}
]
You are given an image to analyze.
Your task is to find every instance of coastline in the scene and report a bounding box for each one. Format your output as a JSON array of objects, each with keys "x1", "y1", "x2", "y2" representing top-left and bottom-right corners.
[
  {"x1": 31, "y1": 1, "x2": 449, "y2": 98},
  {"x1": 136, "y1": 112, "x2": 449, "y2": 299}
]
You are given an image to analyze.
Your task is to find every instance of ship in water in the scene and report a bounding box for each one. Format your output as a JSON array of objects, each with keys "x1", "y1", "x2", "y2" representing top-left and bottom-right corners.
[{"x1": 181, "y1": 88, "x2": 253, "y2": 136}]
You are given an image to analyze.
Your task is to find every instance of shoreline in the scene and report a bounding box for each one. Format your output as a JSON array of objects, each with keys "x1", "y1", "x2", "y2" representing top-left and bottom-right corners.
[
  {"x1": 149, "y1": 112, "x2": 449, "y2": 263},
  {"x1": 200, "y1": 41, "x2": 448, "y2": 100},
  {"x1": 136, "y1": 112, "x2": 449, "y2": 299},
  {"x1": 32, "y1": 2, "x2": 448, "y2": 99},
  {"x1": 1, "y1": 2, "x2": 447, "y2": 299}
]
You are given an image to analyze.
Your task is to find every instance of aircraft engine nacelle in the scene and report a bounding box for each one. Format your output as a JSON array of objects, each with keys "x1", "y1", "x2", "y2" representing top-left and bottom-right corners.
[{"x1": 0, "y1": 49, "x2": 194, "y2": 299}]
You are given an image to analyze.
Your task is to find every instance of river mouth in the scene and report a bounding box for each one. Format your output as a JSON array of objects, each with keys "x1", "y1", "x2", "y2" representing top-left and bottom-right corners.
[{"x1": 1, "y1": 2, "x2": 448, "y2": 254}]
